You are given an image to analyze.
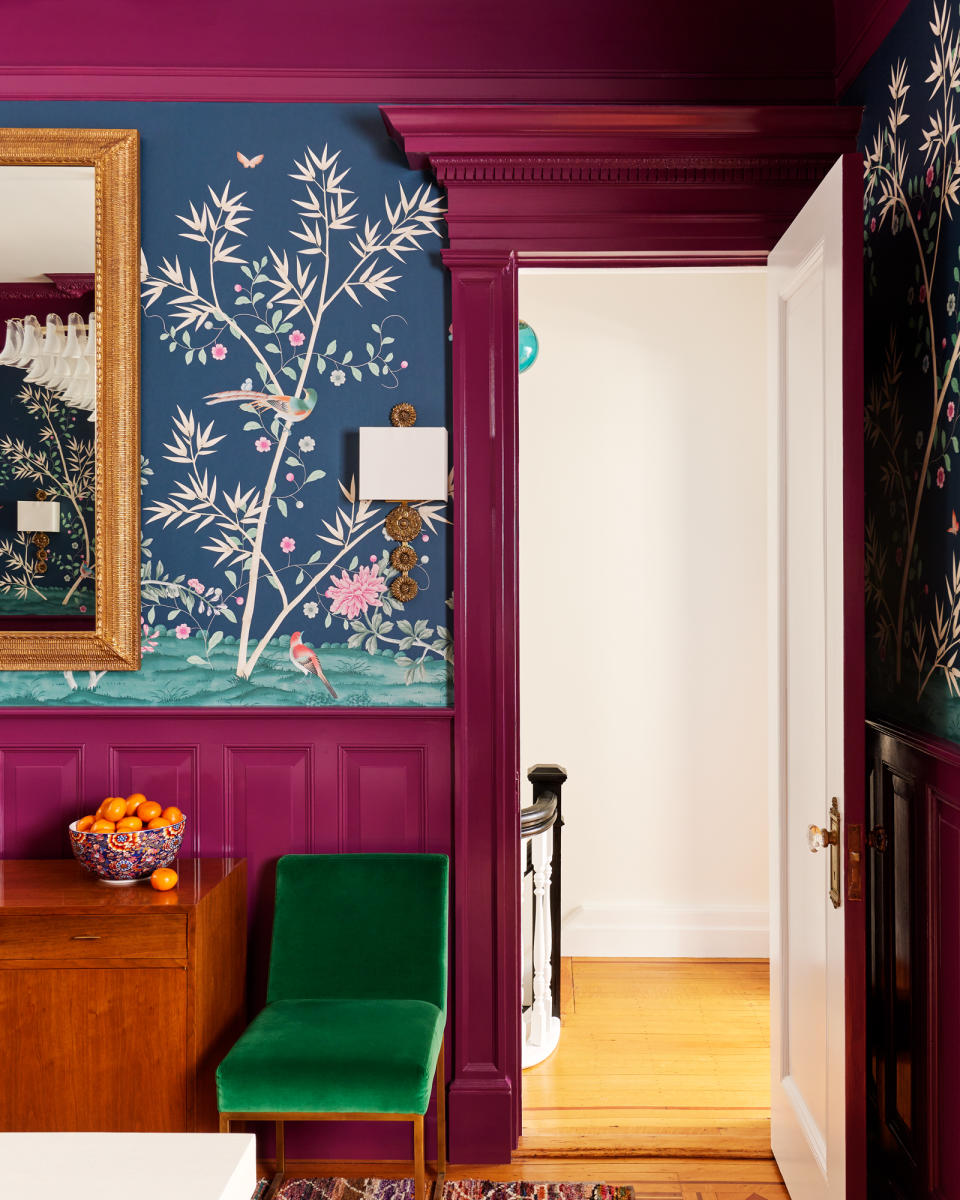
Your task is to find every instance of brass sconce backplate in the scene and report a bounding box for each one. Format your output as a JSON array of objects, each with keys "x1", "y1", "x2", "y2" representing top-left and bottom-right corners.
[{"x1": 384, "y1": 403, "x2": 422, "y2": 602}]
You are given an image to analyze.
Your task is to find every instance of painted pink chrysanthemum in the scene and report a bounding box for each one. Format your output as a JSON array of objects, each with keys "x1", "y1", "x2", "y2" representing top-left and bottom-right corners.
[
  {"x1": 175, "y1": 623, "x2": 191, "y2": 639},
  {"x1": 325, "y1": 563, "x2": 387, "y2": 620},
  {"x1": 280, "y1": 536, "x2": 296, "y2": 554},
  {"x1": 188, "y1": 577, "x2": 203, "y2": 594},
  {"x1": 234, "y1": 284, "x2": 243, "y2": 292},
  {"x1": 255, "y1": 436, "x2": 271, "y2": 452},
  {"x1": 927, "y1": 166, "x2": 935, "y2": 187},
  {"x1": 289, "y1": 330, "x2": 305, "y2": 347},
  {"x1": 949, "y1": 401, "x2": 956, "y2": 422},
  {"x1": 870, "y1": 217, "x2": 876, "y2": 232},
  {"x1": 211, "y1": 343, "x2": 227, "y2": 360},
  {"x1": 938, "y1": 467, "x2": 946, "y2": 488},
  {"x1": 286, "y1": 472, "x2": 295, "y2": 482}
]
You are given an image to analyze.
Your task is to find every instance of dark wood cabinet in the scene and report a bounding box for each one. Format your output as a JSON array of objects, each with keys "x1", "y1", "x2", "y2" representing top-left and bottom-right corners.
[
  {"x1": 0, "y1": 859, "x2": 246, "y2": 1133},
  {"x1": 866, "y1": 736, "x2": 928, "y2": 1200}
]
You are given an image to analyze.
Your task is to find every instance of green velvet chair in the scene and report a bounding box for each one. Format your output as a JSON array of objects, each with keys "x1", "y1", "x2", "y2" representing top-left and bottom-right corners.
[{"x1": 217, "y1": 853, "x2": 449, "y2": 1200}]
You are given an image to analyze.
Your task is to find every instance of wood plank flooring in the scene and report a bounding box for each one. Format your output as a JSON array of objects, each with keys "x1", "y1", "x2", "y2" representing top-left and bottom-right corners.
[{"x1": 520, "y1": 959, "x2": 771, "y2": 1159}]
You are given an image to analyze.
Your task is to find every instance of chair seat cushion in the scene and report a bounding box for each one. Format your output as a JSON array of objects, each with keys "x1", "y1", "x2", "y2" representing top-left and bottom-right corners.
[{"x1": 216, "y1": 998, "x2": 445, "y2": 1115}]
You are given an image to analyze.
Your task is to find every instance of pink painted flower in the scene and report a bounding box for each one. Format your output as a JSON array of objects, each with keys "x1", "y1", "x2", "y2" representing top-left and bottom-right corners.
[
  {"x1": 949, "y1": 401, "x2": 955, "y2": 421},
  {"x1": 927, "y1": 166, "x2": 935, "y2": 187},
  {"x1": 938, "y1": 466, "x2": 947, "y2": 488},
  {"x1": 870, "y1": 217, "x2": 876, "y2": 233},
  {"x1": 289, "y1": 330, "x2": 305, "y2": 347},
  {"x1": 280, "y1": 536, "x2": 296, "y2": 554},
  {"x1": 235, "y1": 596, "x2": 244, "y2": 606},
  {"x1": 234, "y1": 284, "x2": 243, "y2": 292},
  {"x1": 920, "y1": 285, "x2": 927, "y2": 302},
  {"x1": 421, "y1": 534, "x2": 429, "y2": 543},
  {"x1": 325, "y1": 563, "x2": 387, "y2": 620},
  {"x1": 286, "y1": 472, "x2": 295, "y2": 482},
  {"x1": 188, "y1": 577, "x2": 203, "y2": 594},
  {"x1": 400, "y1": 360, "x2": 408, "y2": 369},
  {"x1": 175, "y1": 623, "x2": 190, "y2": 639},
  {"x1": 79, "y1": 605, "x2": 87, "y2": 613},
  {"x1": 255, "y1": 436, "x2": 271, "y2": 452},
  {"x1": 370, "y1": 555, "x2": 377, "y2": 562},
  {"x1": 211, "y1": 343, "x2": 227, "y2": 360}
]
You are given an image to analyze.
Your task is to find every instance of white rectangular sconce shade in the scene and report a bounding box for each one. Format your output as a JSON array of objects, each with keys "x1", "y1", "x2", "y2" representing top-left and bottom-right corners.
[
  {"x1": 358, "y1": 427, "x2": 448, "y2": 501},
  {"x1": 17, "y1": 500, "x2": 60, "y2": 532}
]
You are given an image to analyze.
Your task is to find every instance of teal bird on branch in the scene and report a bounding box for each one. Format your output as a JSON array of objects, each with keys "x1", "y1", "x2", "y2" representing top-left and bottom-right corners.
[{"x1": 204, "y1": 388, "x2": 317, "y2": 423}]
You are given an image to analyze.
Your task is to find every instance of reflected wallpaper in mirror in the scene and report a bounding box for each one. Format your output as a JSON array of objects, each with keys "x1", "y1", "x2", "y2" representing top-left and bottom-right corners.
[{"x1": 0, "y1": 165, "x2": 96, "y2": 629}]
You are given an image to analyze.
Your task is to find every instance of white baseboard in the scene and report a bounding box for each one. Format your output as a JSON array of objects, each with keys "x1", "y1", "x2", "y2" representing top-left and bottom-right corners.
[{"x1": 562, "y1": 901, "x2": 770, "y2": 958}]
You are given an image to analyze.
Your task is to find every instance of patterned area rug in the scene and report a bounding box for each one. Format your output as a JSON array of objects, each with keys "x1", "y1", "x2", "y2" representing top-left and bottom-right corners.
[{"x1": 252, "y1": 1181, "x2": 635, "y2": 1200}]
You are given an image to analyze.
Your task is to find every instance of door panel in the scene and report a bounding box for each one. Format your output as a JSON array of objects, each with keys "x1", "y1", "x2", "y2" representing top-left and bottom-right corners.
[{"x1": 768, "y1": 153, "x2": 864, "y2": 1200}]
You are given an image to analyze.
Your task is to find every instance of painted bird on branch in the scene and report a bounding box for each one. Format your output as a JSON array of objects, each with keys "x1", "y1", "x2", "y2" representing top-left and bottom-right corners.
[
  {"x1": 289, "y1": 631, "x2": 338, "y2": 698},
  {"x1": 204, "y1": 388, "x2": 317, "y2": 423}
]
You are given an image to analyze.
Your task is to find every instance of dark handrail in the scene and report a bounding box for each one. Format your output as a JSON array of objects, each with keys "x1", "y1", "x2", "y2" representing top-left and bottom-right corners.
[{"x1": 525, "y1": 763, "x2": 566, "y2": 1023}]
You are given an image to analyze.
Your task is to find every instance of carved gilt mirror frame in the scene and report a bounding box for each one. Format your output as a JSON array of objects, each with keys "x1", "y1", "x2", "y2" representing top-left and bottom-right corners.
[{"x1": 0, "y1": 128, "x2": 140, "y2": 670}]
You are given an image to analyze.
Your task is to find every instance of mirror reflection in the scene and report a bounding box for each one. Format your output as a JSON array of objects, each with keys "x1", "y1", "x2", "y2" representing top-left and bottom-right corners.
[{"x1": 0, "y1": 165, "x2": 96, "y2": 630}]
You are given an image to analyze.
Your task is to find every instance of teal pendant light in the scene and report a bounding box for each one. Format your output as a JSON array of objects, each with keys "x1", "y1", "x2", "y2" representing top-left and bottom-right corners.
[{"x1": 518, "y1": 320, "x2": 539, "y2": 373}]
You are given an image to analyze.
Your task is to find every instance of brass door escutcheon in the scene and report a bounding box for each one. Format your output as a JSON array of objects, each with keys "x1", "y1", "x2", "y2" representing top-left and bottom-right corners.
[{"x1": 808, "y1": 797, "x2": 842, "y2": 909}]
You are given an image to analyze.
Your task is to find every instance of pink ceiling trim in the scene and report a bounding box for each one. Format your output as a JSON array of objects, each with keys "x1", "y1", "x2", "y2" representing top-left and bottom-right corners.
[{"x1": 834, "y1": 0, "x2": 911, "y2": 96}]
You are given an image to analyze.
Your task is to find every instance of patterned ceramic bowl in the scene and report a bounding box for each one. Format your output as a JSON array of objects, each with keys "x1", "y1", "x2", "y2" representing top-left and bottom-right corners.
[{"x1": 68, "y1": 817, "x2": 186, "y2": 884}]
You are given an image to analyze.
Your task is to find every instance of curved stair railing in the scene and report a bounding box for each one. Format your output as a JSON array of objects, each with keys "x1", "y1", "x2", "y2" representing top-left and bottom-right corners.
[{"x1": 520, "y1": 763, "x2": 566, "y2": 1068}]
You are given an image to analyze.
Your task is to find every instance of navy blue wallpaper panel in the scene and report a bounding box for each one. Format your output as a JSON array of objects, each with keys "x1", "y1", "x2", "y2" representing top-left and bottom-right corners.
[
  {"x1": 849, "y1": 0, "x2": 960, "y2": 741},
  {"x1": 0, "y1": 103, "x2": 451, "y2": 706}
]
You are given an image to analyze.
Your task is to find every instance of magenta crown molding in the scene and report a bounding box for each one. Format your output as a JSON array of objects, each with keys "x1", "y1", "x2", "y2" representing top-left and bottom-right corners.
[
  {"x1": 381, "y1": 104, "x2": 865, "y2": 168},
  {"x1": 0, "y1": 67, "x2": 838, "y2": 106}
]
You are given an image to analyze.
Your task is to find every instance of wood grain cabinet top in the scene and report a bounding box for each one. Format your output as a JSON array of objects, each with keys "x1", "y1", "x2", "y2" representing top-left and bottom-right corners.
[{"x1": 0, "y1": 859, "x2": 247, "y2": 1134}]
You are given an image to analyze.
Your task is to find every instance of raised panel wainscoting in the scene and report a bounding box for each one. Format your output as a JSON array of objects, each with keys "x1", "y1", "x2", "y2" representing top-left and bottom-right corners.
[
  {"x1": 866, "y1": 720, "x2": 960, "y2": 1200},
  {"x1": 0, "y1": 707, "x2": 452, "y2": 1162}
]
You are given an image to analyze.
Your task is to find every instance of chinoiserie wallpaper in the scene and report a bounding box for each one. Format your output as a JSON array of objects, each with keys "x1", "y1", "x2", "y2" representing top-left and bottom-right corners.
[
  {"x1": 0, "y1": 103, "x2": 451, "y2": 706},
  {"x1": 0, "y1": 365, "x2": 96, "y2": 616},
  {"x1": 850, "y1": 0, "x2": 960, "y2": 742}
]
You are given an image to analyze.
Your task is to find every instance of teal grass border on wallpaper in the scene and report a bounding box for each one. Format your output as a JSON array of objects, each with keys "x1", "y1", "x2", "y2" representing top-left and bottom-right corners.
[{"x1": 0, "y1": 102, "x2": 453, "y2": 707}]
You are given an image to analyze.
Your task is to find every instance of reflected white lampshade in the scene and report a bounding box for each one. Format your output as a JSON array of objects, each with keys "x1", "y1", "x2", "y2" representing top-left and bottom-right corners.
[
  {"x1": 17, "y1": 500, "x2": 60, "y2": 533},
  {"x1": 358, "y1": 427, "x2": 448, "y2": 501}
]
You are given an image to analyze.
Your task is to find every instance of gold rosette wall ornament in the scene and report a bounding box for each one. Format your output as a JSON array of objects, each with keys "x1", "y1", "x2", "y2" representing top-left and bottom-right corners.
[{"x1": 358, "y1": 403, "x2": 449, "y2": 605}]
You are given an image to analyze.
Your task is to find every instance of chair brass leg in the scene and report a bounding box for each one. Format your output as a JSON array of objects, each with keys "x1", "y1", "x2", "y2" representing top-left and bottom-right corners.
[
  {"x1": 436, "y1": 1037, "x2": 446, "y2": 1184},
  {"x1": 276, "y1": 1121, "x2": 285, "y2": 1176},
  {"x1": 219, "y1": 1113, "x2": 230, "y2": 1134},
  {"x1": 414, "y1": 1113, "x2": 425, "y2": 1200}
]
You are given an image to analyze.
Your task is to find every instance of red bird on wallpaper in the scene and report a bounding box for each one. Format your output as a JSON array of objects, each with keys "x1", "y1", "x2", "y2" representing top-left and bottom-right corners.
[{"x1": 289, "y1": 632, "x2": 338, "y2": 698}]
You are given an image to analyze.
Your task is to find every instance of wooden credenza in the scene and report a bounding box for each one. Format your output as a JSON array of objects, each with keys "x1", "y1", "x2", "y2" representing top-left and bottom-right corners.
[{"x1": 0, "y1": 858, "x2": 246, "y2": 1133}]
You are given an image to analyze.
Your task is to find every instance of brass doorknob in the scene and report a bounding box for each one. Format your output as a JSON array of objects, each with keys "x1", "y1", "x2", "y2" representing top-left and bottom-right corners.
[
  {"x1": 808, "y1": 823, "x2": 838, "y2": 853},
  {"x1": 867, "y1": 825, "x2": 888, "y2": 853}
]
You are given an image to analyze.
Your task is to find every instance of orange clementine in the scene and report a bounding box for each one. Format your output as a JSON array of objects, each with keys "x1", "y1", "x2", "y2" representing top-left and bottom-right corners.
[
  {"x1": 150, "y1": 868, "x2": 178, "y2": 891},
  {"x1": 147, "y1": 817, "x2": 171, "y2": 829},
  {"x1": 102, "y1": 797, "x2": 127, "y2": 824},
  {"x1": 124, "y1": 797, "x2": 142, "y2": 816},
  {"x1": 116, "y1": 816, "x2": 143, "y2": 832},
  {"x1": 137, "y1": 801, "x2": 162, "y2": 823},
  {"x1": 75, "y1": 815, "x2": 95, "y2": 833},
  {"x1": 91, "y1": 819, "x2": 116, "y2": 833},
  {"x1": 160, "y1": 807, "x2": 184, "y2": 825}
]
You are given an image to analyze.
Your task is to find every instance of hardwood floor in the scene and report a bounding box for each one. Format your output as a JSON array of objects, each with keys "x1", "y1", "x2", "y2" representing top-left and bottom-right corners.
[{"x1": 520, "y1": 959, "x2": 771, "y2": 1159}]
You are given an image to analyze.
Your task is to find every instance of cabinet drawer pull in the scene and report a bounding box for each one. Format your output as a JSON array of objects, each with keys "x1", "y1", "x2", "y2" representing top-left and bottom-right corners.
[{"x1": 70, "y1": 935, "x2": 101, "y2": 941}]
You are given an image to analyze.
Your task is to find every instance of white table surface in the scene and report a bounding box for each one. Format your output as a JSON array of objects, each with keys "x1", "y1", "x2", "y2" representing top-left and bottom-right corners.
[{"x1": 0, "y1": 1132, "x2": 257, "y2": 1200}]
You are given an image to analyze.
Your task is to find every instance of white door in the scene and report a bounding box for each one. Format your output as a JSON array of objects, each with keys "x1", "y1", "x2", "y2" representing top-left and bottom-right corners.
[{"x1": 767, "y1": 154, "x2": 863, "y2": 1200}]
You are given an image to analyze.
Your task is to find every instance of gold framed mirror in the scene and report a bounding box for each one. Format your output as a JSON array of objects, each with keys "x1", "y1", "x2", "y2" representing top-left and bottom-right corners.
[{"x1": 0, "y1": 128, "x2": 140, "y2": 670}]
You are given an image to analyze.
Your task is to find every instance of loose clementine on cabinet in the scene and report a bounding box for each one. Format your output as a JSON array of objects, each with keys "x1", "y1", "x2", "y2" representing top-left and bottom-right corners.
[
  {"x1": 116, "y1": 816, "x2": 143, "y2": 832},
  {"x1": 137, "y1": 801, "x2": 162, "y2": 823},
  {"x1": 160, "y1": 807, "x2": 184, "y2": 825},
  {"x1": 76, "y1": 815, "x2": 95, "y2": 833},
  {"x1": 147, "y1": 817, "x2": 171, "y2": 830},
  {"x1": 91, "y1": 819, "x2": 116, "y2": 833},
  {"x1": 150, "y1": 868, "x2": 178, "y2": 891}
]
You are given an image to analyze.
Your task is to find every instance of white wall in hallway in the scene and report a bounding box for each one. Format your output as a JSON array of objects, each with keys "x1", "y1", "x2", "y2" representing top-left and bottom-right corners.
[{"x1": 519, "y1": 268, "x2": 769, "y2": 958}]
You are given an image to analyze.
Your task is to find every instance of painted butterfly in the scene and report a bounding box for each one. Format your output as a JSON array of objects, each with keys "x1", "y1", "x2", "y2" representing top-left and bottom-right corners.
[{"x1": 237, "y1": 152, "x2": 264, "y2": 168}]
